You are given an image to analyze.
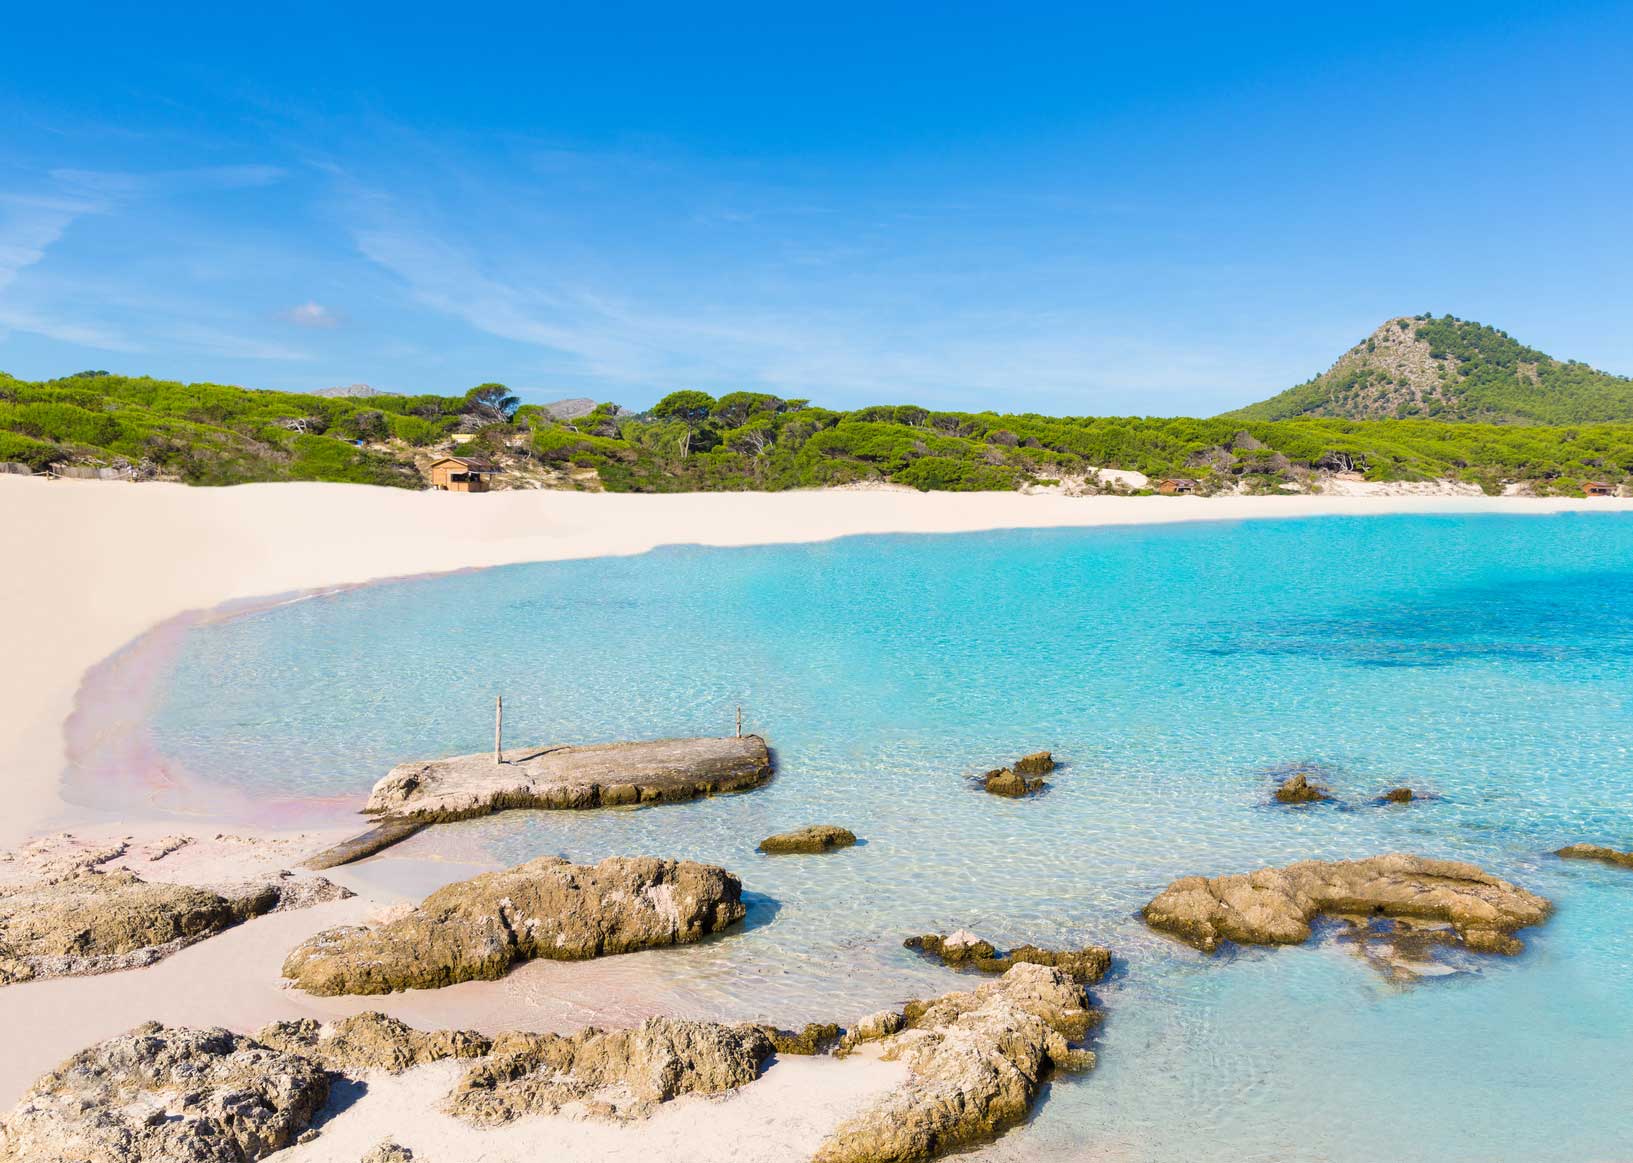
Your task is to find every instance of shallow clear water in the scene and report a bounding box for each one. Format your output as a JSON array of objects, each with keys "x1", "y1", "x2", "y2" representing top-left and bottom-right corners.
[{"x1": 142, "y1": 515, "x2": 1633, "y2": 1161}]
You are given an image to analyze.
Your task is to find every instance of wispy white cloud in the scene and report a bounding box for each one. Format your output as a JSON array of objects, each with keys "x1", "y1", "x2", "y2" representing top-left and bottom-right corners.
[
  {"x1": 0, "y1": 193, "x2": 105, "y2": 294},
  {"x1": 281, "y1": 300, "x2": 340, "y2": 328}
]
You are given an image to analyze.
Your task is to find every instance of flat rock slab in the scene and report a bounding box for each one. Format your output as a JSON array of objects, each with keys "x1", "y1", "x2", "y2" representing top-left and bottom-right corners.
[
  {"x1": 366, "y1": 735, "x2": 773, "y2": 819},
  {"x1": 283, "y1": 855, "x2": 746, "y2": 996},
  {"x1": 1141, "y1": 853, "x2": 1550, "y2": 956},
  {"x1": 307, "y1": 736, "x2": 773, "y2": 870}
]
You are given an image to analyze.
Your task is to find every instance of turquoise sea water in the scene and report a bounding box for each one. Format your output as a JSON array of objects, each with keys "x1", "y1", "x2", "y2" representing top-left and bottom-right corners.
[{"x1": 139, "y1": 515, "x2": 1633, "y2": 1161}]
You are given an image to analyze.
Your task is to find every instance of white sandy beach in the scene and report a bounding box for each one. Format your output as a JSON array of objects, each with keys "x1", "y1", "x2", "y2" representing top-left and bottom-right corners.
[{"x1": 2, "y1": 475, "x2": 1628, "y2": 1158}]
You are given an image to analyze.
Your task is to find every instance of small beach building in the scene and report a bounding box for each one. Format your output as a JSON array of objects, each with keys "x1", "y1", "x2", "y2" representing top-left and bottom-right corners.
[
  {"x1": 1583, "y1": 481, "x2": 1615, "y2": 497},
  {"x1": 1156, "y1": 477, "x2": 1199, "y2": 495},
  {"x1": 427, "y1": 456, "x2": 496, "y2": 492}
]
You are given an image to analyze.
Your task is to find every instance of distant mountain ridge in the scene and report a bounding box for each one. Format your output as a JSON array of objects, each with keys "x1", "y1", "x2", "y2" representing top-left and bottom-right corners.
[
  {"x1": 310, "y1": 383, "x2": 393, "y2": 398},
  {"x1": 1225, "y1": 315, "x2": 1633, "y2": 425}
]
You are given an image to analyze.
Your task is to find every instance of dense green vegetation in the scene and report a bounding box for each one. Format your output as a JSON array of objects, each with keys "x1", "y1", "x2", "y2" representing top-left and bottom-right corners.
[
  {"x1": 4, "y1": 367, "x2": 1632, "y2": 496},
  {"x1": 1228, "y1": 314, "x2": 1633, "y2": 425}
]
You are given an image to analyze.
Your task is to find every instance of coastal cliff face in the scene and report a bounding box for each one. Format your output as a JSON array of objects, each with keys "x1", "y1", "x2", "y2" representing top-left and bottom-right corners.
[{"x1": 283, "y1": 855, "x2": 746, "y2": 995}]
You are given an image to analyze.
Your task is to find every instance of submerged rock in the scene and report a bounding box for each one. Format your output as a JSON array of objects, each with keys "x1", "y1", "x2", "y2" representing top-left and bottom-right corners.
[
  {"x1": 0, "y1": 870, "x2": 350, "y2": 985},
  {"x1": 1013, "y1": 751, "x2": 1056, "y2": 775},
  {"x1": 254, "y1": 1012, "x2": 491, "y2": 1072},
  {"x1": 1555, "y1": 843, "x2": 1633, "y2": 869},
  {"x1": 813, "y1": 964, "x2": 1097, "y2": 1163},
  {"x1": 759, "y1": 825, "x2": 857, "y2": 854},
  {"x1": 0, "y1": 1022, "x2": 328, "y2": 1163},
  {"x1": 1141, "y1": 853, "x2": 1550, "y2": 956},
  {"x1": 283, "y1": 855, "x2": 745, "y2": 996},
  {"x1": 982, "y1": 768, "x2": 1045, "y2": 798},
  {"x1": 447, "y1": 1017, "x2": 773, "y2": 1124},
  {"x1": 1273, "y1": 773, "x2": 1333, "y2": 804},
  {"x1": 1382, "y1": 787, "x2": 1416, "y2": 803},
  {"x1": 905, "y1": 931, "x2": 1111, "y2": 983}
]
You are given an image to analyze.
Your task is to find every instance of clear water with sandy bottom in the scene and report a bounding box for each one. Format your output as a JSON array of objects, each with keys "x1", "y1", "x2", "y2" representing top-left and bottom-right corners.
[{"x1": 135, "y1": 514, "x2": 1633, "y2": 1161}]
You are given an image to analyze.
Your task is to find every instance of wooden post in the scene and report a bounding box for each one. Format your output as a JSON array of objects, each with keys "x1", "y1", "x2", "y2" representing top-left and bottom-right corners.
[
  {"x1": 736, "y1": 705, "x2": 742, "y2": 738},
  {"x1": 494, "y1": 694, "x2": 503, "y2": 765}
]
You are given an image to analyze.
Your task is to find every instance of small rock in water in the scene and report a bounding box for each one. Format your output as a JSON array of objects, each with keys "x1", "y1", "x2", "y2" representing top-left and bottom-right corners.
[
  {"x1": 1013, "y1": 751, "x2": 1055, "y2": 775},
  {"x1": 1382, "y1": 786, "x2": 1416, "y2": 803},
  {"x1": 1273, "y1": 772, "x2": 1333, "y2": 804},
  {"x1": 905, "y1": 932, "x2": 1111, "y2": 983},
  {"x1": 1555, "y1": 842, "x2": 1633, "y2": 869},
  {"x1": 759, "y1": 825, "x2": 858, "y2": 854},
  {"x1": 983, "y1": 768, "x2": 1045, "y2": 798}
]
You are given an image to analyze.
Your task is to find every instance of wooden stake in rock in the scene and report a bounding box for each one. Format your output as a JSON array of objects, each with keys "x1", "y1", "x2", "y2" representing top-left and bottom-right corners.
[
  {"x1": 494, "y1": 694, "x2": 503, "y2": 766},
  {"x1": 736, "y1": 705, "x2": 742, "y2": 738}
]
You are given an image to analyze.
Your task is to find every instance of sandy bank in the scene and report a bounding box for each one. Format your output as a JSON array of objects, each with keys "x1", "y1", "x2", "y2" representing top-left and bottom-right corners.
[{"x1": 4, "y1": 475, "x2": 1626, "y2": 849}]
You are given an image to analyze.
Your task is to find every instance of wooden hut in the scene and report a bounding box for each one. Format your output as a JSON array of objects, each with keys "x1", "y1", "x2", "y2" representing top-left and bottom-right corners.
[
  {"x1": 427, "y1": 456, "x2": 496, "y2": 492},
  {"x1": 1583, "y1": 481, "x2": 1615, "y2": 497},
  {"x1": 1156, "y1": 477, "x2": 1199, "y2": 495}
]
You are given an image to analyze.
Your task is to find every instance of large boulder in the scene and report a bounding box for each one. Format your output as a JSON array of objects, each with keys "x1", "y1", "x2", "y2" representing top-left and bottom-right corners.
[
  {"x1": 0, "y1": 1023, "x2": 328, "y2": 1163},
  {"x1": 283, "y1": 856, "x2": 745, "y2": 995},
  {"x1": 813, "y1": 964, "x2": 1097, "y2": 1163},
  {"x1": 447, "y1": 1017, "x2": 773, "y2": 1124},
  {"x1": 1555, "y1": 843, "x2": 1633, "y2": 870},
  {"x1": 1141, "y1": 853, "x2": 1550, "y2": 955},
  {"x1": 905, "y1": 931, "x2": 1111, "y2": 983},
  {"x1": 254, "y1": 1012, "x2": 491, "y2": 1072},
  {"x1": 0, "y1": 870, "x2": 350, "y2": 984},
  {"x1": 759, "y1": 825, "x2": 857, "y2": 854}
]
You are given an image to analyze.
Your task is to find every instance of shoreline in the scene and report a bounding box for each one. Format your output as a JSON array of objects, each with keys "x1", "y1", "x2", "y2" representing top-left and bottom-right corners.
[
  {"x1": 6, "y1": 474, "x2": 1629, "y2": 848},
  {"x1": 4, "y1": 477, "x2": 1633, "y2": 1147}
]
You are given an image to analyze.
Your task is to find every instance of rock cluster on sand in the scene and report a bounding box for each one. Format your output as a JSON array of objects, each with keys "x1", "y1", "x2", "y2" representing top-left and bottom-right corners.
[
  {"x1": 361, "y1": 1143, "x2": 415, "y2": 1163},
  {"x1": 0, "y1": 1022, "x2": 329, "y2": 1163},
  {"x1": 762, "y1": 1022, "x2": 843, "y2": 1055},
  {"x1": 813, "y1": 964, "x2": 1097, "y2": 1163},
  {"x1": 446, "y1": 1017, "x2": 774, "y2": 1124},
  {"x1": 759, "y1": 825, "x2": 857, "y2": 854},
  {"x1": 1555, "y1": 843, "x2": 1633, "y2": 869},
  {"x1": 904, "y1": 930, "x2": 1111, "y2": 983},
  {"x1": 1273, "y1": 772, "x2": 1332, "y2": 804},
  {"x1": 1141, "y1": 853, "x2": 1550, "y2": 955},
  {"x1": 283, "y1": 855, "x2": 745, "y2": 996},
  {"x1": 254, "y1": 1012, "x2": 491, "y2": 1072},
  {"x1": 0, "y1": 869, "x2": 350, "y2": 985}
]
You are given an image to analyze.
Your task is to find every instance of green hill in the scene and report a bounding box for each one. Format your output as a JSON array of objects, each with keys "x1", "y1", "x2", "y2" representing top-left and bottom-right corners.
[
  {"x1": 4, "y1": 366, "x2": 1633, "y2": 497},
  {"x1": 1225, "y1": 314, "x2": 1633, "y2": 425}
]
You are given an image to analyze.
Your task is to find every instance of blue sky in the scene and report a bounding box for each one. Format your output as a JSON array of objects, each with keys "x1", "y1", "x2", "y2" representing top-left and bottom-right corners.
[{"x1": 2, "y1": 2, "x2": 1629, "y2": 414}]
